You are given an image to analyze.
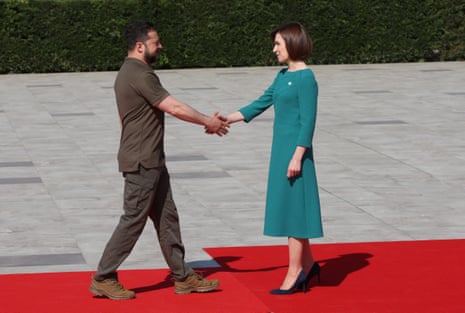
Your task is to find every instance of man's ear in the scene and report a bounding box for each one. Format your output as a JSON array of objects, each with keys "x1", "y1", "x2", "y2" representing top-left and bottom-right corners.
[{"x1": 135, "y1": 42, "x2": 145, "y2": 54}]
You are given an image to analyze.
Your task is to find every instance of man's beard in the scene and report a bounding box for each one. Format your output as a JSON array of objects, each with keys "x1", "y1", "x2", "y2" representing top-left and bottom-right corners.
[{"x1": 144, "y1": 50, "x2": 158, "y2": 64}]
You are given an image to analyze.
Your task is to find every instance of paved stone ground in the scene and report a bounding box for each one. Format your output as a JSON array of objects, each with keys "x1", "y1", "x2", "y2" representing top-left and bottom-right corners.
[{"x1": 0, "y1": 62, "x2": 464, "y2": 275}]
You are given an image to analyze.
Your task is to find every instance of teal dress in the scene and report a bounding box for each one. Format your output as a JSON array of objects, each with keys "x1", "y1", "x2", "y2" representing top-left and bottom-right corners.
[{"x1": 239, "y1": 68, "x2": 323, "y2": 238}]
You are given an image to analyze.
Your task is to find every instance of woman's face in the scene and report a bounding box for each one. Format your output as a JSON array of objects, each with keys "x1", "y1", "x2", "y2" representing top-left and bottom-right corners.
[{"x1": 273, "y1": 33, "x2": 289, "y2": 64}]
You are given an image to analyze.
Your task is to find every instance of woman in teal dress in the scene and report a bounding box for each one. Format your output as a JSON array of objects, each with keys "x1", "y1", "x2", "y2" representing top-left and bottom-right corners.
[{"x1": 226, "y1": 22, "x2": 323, "y2": 294}]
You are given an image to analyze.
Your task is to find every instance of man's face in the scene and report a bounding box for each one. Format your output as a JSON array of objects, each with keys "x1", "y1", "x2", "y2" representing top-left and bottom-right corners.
[{"x1": 142, "y1": 30, "x2": 163, "y2": 64}]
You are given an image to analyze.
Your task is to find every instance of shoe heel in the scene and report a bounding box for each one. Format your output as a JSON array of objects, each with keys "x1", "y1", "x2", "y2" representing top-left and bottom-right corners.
[
  {"x1": 301, "y1": 281, "x2": 308, "y2": 293},
  {"x1": 303, "y1": 262, "x2": 321, "y2": 289}
]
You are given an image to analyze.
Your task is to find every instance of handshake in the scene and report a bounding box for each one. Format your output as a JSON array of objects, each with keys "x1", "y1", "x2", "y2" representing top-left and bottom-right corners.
[{"x1": 204, "y1": 112, "x2": 232, "y2": 137}]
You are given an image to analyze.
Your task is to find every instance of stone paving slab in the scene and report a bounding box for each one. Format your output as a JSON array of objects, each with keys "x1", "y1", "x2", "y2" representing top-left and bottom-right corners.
[{"x1": 0, "y1": 62, "x2": 464, "y2": 274}]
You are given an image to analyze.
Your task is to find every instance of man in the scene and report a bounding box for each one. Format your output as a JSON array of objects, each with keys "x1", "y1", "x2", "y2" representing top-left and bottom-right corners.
[{"x1": 89, "y1": 21, "x2": 228, "y2": 300}]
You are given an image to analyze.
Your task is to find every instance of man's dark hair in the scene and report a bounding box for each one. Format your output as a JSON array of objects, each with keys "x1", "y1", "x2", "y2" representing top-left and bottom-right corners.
[{"x1": 125, "y1": 21, "x2": 157, "y2": 51}]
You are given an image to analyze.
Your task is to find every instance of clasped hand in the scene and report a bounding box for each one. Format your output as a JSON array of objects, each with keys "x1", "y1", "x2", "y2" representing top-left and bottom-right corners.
[{"x1": 205, "y1": 112, "x2": 230, "y2": 136}]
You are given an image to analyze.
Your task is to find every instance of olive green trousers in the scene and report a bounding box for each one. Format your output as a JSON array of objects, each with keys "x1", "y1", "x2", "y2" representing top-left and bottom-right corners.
[{"x1": 94, "y1": 165, "x2": 193, "y2": 281}]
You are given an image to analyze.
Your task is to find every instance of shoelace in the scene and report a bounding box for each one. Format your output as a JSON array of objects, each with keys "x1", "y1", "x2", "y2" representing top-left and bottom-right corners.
[{"x1": 109, "y1": 280, "x2": 126, "y2": 291}]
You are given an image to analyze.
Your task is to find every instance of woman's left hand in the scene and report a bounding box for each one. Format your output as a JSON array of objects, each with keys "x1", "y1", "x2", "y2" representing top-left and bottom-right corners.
[
  {"x1": 287, "y1": 157, "x2": 302, "y2": 178},
  {"x1": 287, "y1": 146, "x2": 307, "y2": 179}
]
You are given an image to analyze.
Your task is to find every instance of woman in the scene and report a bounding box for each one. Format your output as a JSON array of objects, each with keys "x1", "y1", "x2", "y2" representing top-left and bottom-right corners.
[{"x1": 226, "y1": 22, "x2": 323, "y2": 295}]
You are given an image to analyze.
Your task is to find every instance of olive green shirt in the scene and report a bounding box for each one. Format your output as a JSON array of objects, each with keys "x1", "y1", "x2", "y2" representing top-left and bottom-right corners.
[{"x1": 114, "y1": 57, "x2": 170, "y2": 172}]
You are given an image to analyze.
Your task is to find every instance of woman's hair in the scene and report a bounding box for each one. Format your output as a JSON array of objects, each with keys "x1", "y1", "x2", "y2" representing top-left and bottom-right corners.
[
  {"x1": 125, "y1": 21, "x2": 158, "y2": 51},
  {"x1": 271, "y1": 22, "x2": 313, "y2": 61}
]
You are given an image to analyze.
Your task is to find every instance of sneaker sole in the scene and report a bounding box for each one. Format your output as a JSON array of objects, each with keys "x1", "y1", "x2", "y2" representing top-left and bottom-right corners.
[
  {"x1": 174, "y1": 281, "x2": 220, "y2": 294},
  {"x1": 89, "y1": 285, "x2": 135, "y2": 300}
]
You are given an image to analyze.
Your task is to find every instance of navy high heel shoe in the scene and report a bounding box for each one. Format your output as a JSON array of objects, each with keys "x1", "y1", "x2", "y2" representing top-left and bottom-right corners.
[
  {"x1": 300, "y1": 262, "x2": 321, "y2": 292},
  {"x1": 270, "y1": 270, "x2": 307, "y2": 295}
]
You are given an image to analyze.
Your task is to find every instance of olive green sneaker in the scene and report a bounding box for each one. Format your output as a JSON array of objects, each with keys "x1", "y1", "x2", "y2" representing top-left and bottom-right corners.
[
  {"x1": 174, "y1": 272, "x2": 220, "y2": 294},
  {"x1": 89, "y1": 278, "x2": 135, "y2": 300}
]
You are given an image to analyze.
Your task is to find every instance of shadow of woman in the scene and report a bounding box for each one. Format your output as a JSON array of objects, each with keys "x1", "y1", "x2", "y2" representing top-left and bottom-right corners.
[
  {"x1": 210, "y1": 253, "x2": 373, "y2": 287},
  {"x1": 316, "y1": 252, "x2": 373, "y2": 286}
]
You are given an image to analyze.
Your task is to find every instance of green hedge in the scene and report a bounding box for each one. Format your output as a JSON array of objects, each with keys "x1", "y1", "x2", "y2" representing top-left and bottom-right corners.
[{"x1": 0, "y1": 0, "x2": 464, "y2": 73}]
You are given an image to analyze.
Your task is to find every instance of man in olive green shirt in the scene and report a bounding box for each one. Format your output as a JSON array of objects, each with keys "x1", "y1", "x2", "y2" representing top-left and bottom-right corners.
[{"x1": 89, "y1": 21, "x2": 228, "y2": 300}]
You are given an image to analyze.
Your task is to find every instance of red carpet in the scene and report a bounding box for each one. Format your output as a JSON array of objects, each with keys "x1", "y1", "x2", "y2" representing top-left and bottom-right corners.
[
  {"x1": 207, "y1": 239, "x2": 465, "y2": 313},
  {"x1": 1, "y1": 239, "x2": 464, "y2": 313}
]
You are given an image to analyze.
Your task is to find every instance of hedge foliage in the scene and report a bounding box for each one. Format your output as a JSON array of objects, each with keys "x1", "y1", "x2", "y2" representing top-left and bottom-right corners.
[{"x1": 0, "y1": 0, "x2": 464, "y2": 73}]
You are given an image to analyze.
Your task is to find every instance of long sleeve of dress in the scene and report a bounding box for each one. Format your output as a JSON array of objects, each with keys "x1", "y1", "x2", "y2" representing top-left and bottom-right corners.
[
  {"x1": 238, "y1": 75, "x2": 277, "y2": 122},
  {"x1": 296, "y1": 71, "x2": 318, "y2": 148}
]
